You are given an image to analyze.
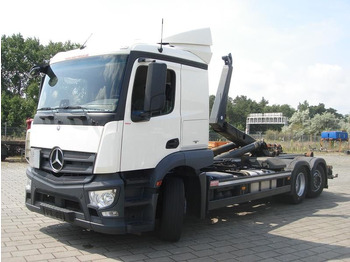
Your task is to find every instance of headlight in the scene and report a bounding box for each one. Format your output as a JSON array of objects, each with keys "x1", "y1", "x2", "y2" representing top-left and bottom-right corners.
[
  {"x1": 26, "y1": 178, "x2": 32, "y2": 192},
  {"x1": 89, "y1": 189, "x2": 117, "y2": 209}
]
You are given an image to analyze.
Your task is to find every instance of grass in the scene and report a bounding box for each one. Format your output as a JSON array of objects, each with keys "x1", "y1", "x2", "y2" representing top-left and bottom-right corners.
[{"x1": 265, "y1": 140, "x2": 350, "y2": 154}]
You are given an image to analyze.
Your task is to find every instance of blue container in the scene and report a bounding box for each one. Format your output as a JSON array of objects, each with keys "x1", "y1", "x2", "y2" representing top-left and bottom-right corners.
[{"x1": 321, "y1": 131, "x2": 348, "y2": 141}]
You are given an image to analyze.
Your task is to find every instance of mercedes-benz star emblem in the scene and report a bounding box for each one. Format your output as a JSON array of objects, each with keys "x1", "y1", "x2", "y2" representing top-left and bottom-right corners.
[{"x1": 49, "y1": 147, "x2": 64, "y2": 173}]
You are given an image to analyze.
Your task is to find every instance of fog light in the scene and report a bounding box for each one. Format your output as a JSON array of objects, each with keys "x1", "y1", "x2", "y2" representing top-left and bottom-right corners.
[
  {"x1": 26, "y1": 178, "x2": 32, "y2": 192},
  {"x1": 89, "y1": 189, "x2": 116, "y2": 209},
  {"x1": 102, "y1": 211, "x2": 119, "y2": 217}
]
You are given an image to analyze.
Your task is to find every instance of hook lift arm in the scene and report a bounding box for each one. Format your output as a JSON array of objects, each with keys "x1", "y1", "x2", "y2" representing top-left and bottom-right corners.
[{"x1": 209, "y1": 54, "x2": 260, "y2": 156}]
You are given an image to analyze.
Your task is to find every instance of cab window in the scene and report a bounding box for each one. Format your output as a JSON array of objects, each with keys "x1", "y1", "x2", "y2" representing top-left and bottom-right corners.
[{"x1": 131, "y1": 65, "x2": 176, "y2": 121}]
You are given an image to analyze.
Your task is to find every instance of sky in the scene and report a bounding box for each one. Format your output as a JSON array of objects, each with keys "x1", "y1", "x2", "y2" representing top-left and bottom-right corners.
[{"x1": 1, "y1": 0, "x2": 349, "y2": 115}]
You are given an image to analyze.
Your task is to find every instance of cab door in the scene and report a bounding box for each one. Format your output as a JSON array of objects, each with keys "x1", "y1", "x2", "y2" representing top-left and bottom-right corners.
[{"x1": 120, "y1": 59, "x2": 181, "y2": 172}]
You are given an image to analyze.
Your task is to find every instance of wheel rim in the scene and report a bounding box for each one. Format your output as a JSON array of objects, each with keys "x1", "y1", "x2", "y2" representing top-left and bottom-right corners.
[
  {"x1": 295, "y1": 172, "x2": 306, "y2": 197},
  {"x1": 312, "y1": 170, "x2": 322, "y2": 192}
]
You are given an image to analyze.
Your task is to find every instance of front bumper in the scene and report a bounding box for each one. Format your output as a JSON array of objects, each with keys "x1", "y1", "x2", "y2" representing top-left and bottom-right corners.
[{"x1": 25, "y1": 166, "x2": 127, "y2": 234}]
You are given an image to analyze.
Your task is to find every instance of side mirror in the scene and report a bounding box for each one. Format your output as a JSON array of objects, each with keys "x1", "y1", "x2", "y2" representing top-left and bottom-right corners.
[
  {"x1": 28, "y1": 65, "x2": 42, "y2": 78},
  {"x1": 143, "y1": 62, "x2": 167, "y2": 118},
  {"x1": 28, "y1": 65, "x2": 46, "y2": 96}
]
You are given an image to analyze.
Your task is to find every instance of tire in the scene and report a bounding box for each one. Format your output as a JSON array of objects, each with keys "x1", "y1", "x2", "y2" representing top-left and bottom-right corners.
[
  {"x1": 159, "y1": 177, "x2": 185, "y2": 242},
  {"x1": 287, "y1": 166, "x2": 308, "y2": 204},
  {"x1": 307, "y1": 165, "x2": 325, "y2": 198}
]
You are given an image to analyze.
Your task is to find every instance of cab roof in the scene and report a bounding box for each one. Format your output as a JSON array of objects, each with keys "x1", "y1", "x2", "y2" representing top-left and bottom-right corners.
[{"x1": 50, "y1": 28, "x2": 213, "y2": 65}]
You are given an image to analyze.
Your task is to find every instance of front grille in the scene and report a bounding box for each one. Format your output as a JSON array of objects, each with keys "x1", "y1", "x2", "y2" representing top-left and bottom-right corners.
[{"x1": 39, "y1": 148, "x2": 96, "y2": 175}]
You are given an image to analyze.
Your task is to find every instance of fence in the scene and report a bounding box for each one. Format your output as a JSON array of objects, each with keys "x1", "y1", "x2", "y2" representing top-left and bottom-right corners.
[{"x1": 1, "y1": 123, "x2": 26, "y2": 140}]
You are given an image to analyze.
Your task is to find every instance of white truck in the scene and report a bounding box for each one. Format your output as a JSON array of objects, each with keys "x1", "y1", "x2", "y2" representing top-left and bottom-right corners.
[{"x1": 25, "y1": 28, "x2": 334, "y2": 241}]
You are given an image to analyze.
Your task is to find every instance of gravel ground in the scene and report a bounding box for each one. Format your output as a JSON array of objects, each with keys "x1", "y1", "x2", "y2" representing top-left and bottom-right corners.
[{"x1": 319, "y1": 153, "x2": 350, "y2": 191}]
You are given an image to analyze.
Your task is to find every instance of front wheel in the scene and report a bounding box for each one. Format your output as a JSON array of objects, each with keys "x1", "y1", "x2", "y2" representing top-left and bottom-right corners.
[
  {"x1": 307, "y1": 165, "x2": 325, "y2": 198},
  {"x1": 159, "y1": 177, "x2": 185, "y2": 242},
  {"x1": 287, "y1": 166, "x2": 308, "y2": 204}
]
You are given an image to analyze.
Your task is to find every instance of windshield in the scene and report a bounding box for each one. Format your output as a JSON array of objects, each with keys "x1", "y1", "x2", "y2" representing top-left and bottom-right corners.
[{"x1": 37, "y1": 55, "x2": 128, "y2": 112}]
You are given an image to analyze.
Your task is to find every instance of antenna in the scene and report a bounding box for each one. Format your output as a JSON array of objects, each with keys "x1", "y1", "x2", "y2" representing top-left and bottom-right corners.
[
  {"x1": 80, "y1": 33, "x2": 93, "y2": 50},
  {"x1": 158, "y1": 19, "x2": 164, "y2": 53}
]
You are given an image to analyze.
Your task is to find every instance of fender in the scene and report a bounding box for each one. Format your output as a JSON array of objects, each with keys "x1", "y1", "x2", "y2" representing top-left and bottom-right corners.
[
  {"x1": 286, "y1": 157, "x2": 311, "y2": 174},
  {"x1": 149, "y1": 149, "x2": 213, "y2": 187},
  {"x1": 303, "y1": 157, "x2": 328, "y2": 188}
]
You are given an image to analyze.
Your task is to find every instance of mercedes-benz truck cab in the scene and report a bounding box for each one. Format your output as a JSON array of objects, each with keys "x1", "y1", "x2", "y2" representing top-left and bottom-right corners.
[{"x1": 26, "y1": 28, "x2": 213, "y2": 238}]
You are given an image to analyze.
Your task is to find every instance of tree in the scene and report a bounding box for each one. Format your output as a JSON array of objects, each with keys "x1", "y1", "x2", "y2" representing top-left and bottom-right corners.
[
  {"x1": 309, "y1": 112, "x2": 340, "y2": 135},
  {"x1": 226, "y1": 95, "x2": 262, "y2": 130},
  {"x1": 1, "y1": 34, "x2": 41, "y2": 95},
  {"x1": 1, "y1": 34, "x2": 79, "y2": 132},
  {"x1": 283, "y1": 109, "x2": 343, "y2": 140},
  {"x1": 208, "y1": 95, "x2": 261, "y2": 138},
  {"x1": 339, "y1": 115, "x2": 350, "y2": 134},
  {"x1": 258, "y1": 97, "x2": 269, "y2": 109},
  {"x1": 284, "y1": 109, "x2": 311, "y2": 138},
  {"x1": 297, "y1": 100, "x2": 309, "y2": 112},
  {"x1": 308, "y1": 103, "x2": 326, "y2": 118},
  {"x1": 209, "y1": 94, "x2": 296, "y2": 135},
  {"x1": 264, "y1": 104, "x2": 295, "y2": 118},
  {"x1": 297, "y1": 100, "x2": 342, "y2": 119}
]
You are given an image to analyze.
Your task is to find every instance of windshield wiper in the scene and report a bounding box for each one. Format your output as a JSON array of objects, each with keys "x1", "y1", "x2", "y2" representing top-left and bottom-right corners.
[
  {"x1": 57, "y1": 106, "x2": 88, "y2": 110},
  {"x1": 38, "y1": 107, "x2": 56, "y2": 111},
  {"x1": 37, "y1": 107, "x2": 56, "y2": 120},
  {"x1": 55, "y1": 106, "x2": 89, "y2": 120}
]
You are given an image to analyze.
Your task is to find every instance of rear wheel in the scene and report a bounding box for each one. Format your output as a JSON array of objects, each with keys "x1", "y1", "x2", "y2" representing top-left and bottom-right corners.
[
  {"x1": 159, "y1": 177, "x2": 185, "y2": 242},
  {"x1": 287, "y1": 166, "x2": 308, "y2": 204},
  {"x1": 307, "y1": 165, "x2": 325, "y2": 198}
]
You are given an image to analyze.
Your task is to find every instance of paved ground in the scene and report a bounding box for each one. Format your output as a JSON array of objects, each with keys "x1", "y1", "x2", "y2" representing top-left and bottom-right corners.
[{"x1": 2, "y1": 154, "x2": 350, "y2": 262}]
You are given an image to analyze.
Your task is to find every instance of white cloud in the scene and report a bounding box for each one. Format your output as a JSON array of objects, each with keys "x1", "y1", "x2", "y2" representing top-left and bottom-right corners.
[
  {"x1": 303, "y1": 64, "x2": 348, "y2": 111},
  {"x1": 226, "y1": 61, "x2": 350, "y2": 115},
  {"x1": 306, "y1": 63, "x2": 343, "y2": 81},
  {"x1": 207, "y1": 5, "x2": 350, "y2": 115}
]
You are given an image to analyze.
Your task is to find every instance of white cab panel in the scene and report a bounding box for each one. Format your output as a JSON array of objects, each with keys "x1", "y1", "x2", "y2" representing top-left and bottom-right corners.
[
  {"x1": 31, "y1": 121, "x2": 123, "y2": 174},
  {"x1": 94, "y1": 121, "x2": 123, "y2": 173},
  {"x1": 30, "y1": 124, "x2": 103, "y2": 153},
  {"x1": 120, "y1": 60, "x2": 181, "y2": 172},
  {"x1": 180, "y1": 65, "x2": 209, "y2": 150},
  {"x1": 182, "y1": 120, "x2": 209, "y2": 150}
]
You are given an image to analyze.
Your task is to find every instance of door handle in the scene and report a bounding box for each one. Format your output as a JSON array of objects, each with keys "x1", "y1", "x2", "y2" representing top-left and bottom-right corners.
[{"x1": 166, "y1": 138, "x2": 179, "y2": 149}]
